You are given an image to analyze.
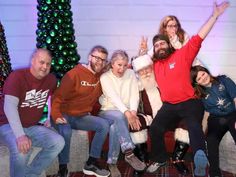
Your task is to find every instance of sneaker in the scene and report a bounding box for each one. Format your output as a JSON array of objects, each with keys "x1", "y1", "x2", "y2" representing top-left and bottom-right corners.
[
  {"x1": 108, "y1": 164, "x2": 121, "y2": 177},
  {"x1": 83, "y1": 162, "x2": 110, "y2": 177},
  {"x1": 125, "y1": 153, "x2": 146, "y2": 171},
  {"x1": 194, "y1": 150, "x2": 208, "y2": 176},
  {"x1": 146, "y1": 161, "x2": 167, "y2": 173},
  {"x1": 57, "y1": 168, "x2": 69, "y2": 177}
]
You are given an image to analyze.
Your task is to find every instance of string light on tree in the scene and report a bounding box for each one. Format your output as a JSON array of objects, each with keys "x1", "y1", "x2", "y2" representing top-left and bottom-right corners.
[{"x1": 36, "y1": 0, "x2": 80, "y2": 80}]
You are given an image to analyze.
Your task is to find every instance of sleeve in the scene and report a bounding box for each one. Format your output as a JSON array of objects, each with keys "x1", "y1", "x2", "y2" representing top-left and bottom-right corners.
[
  {"x1": 49, "y1": 75, "x2": 58, "y2": 95},
  {"x1": 182, "y1": 35, "x2": 203, "y2": 67},
  {"x1": 220, "y1": 75, "x2": 236, "y2": 99},
  {"x1": 51, "y1": 72, "x2": 76, "y2": 121},
  {"x1": 100, "y1": 73, "x2": 128, "y2": 113},
  {"x1": 4, "y1": 95, "x2": 25, "y2": 138},
  {"x1": 3, "y1": 71, "x2": 22, "y2": 97},
  {"x1": 129, "y1": 71, "x2": 140, "y2": 111}
]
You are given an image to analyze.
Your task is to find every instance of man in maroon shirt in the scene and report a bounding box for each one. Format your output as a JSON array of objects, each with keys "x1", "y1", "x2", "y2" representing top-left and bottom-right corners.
[
  {"x1": 146, "y1": 2, "x2": 229, "y2": 177},
  {"x1": 0, "y1": 48, "x2": 65, "y2": 177}
]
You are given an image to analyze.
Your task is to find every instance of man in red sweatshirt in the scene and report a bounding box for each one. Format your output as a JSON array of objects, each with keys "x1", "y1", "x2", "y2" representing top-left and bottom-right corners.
[{"x1": 146, "y1": 2, "x2": 229, "y2": 177}]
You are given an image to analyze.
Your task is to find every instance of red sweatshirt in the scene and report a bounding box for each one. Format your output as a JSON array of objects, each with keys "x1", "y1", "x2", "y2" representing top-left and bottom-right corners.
[{"x1": 154, "y1": 35, "x2": 203, "y2": 104}]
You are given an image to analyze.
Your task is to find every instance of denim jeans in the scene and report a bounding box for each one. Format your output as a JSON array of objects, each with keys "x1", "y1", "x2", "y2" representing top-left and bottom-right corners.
[
  {"x1": 0, "y1": 124, "x2": 65, "y2": 177},
  {"x1": 52, "y1": 114, "x2": 110, "y2": 165},
  {"x1": 99, "y1": 110, "x2": 135, "y2": 164}
]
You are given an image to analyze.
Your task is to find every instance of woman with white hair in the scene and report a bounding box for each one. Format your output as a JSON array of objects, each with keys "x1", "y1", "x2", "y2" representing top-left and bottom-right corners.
[{"x1": 98, "y1": 50, "x2": 146, "y2": 177}]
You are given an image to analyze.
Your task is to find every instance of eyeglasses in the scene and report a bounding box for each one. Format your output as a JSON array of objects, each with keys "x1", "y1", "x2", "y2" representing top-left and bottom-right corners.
[
  {"x1": 91, "y1": 54, "x2": 107, "y2": 63},
  {"x1": 166, "y1": 24, "x2": 178, "y2": 29}
]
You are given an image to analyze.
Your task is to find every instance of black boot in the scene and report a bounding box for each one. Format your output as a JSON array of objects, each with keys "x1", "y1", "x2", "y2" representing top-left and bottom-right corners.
[
  {"x1": 172, "y1": 140, "x2": 190, "y2": 176},
  {"x1": 57, "y1": 164, "x2": 69, "y2": 177},
  {"x1": 132, "y1": 143, "x2": 148, "y2": 177}
]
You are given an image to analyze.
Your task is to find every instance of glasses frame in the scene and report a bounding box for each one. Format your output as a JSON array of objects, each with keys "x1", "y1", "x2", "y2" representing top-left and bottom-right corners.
[
  {"x1": 91, "y1": 54, "x2": 107, "y2": 63},
  {"x1": 166, "y1": 24, "x2": 178, "y2": 29}
]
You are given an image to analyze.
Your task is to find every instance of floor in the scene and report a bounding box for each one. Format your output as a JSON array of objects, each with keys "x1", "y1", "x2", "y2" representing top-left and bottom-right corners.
[{"x1": 47, "y1": 159, "x2": 236, "y2": 177}]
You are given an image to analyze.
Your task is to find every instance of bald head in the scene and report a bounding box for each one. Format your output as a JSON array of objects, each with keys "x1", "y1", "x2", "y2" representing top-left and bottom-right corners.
[{"x1": 30, "y1": 48, "x2": 52, "y2": 79}]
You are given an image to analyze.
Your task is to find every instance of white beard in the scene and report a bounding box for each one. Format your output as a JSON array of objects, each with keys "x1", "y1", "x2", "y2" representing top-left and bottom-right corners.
[
  {"x1": 139, "y1": 72, "x2": 163, "y2": 117},
  {"x1": 139, "y1": 72, "x2": 157, "y2": 91}
]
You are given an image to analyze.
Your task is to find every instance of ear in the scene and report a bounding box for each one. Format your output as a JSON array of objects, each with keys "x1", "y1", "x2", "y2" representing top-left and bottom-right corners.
[
  {"x1": 31, "y1": 57, "x2": 35, "y2": 65},
  {"x1": 88, "y1": 54, "x2": 92, "y2": 62}
]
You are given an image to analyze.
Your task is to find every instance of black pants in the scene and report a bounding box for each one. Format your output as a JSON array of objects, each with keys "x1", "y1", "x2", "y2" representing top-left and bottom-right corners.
[
  {"x1": 149, "y1": 99, "x2": 205, "y2": 162},
  {"x1": 207, "y1": 111, "x2": 236, "y2": 176}
]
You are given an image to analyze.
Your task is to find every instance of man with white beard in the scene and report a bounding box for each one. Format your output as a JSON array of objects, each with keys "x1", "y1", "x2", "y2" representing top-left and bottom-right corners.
[{"x1": 131, "y1": 54, "x2": 190, "y2": 176}]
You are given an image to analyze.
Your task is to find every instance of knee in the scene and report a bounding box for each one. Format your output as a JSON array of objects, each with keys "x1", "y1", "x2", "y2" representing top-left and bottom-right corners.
[
  {"x1": 112, "y1": 114, "x2": 127, "y2": 126},
  {"x1": 9, "y1": 147, "x2": 28, "y2": 163},
  {"x1": 49, "y1": 133, "x2": 65, "y2": 152},
  {"x1": 206, "y1": 135, "x2": 218, "y2": 144},
  {"x1": 57, "y1": 124, "x2": 72, "y2": 140},
  {"x1": 96, "y1": 120, "x2": 110, "y2": 133},
  {"x1": 150, "y1": 123, "x2": 163, "y2": 134}
]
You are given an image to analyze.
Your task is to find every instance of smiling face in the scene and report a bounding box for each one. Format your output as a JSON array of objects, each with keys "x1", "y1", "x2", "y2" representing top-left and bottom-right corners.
[
  {"x1": 30, "y1": 49, "x2": 52, "y2": 80},
  {"x1": 88, "y1": 50, "x2": 107, "y2": 73},
  {"x1": 153, "y1": 40, "x2": 171, "y2": 59},
  {"x1": 196, "y1": 70, "x2": 212, "y2": 87}
]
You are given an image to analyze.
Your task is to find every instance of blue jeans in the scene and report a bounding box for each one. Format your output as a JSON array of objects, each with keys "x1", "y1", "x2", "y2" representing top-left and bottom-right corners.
[
  {"x1": 99, "y1": 110, "x2": 135, "y2": 164},
  {"x1": 0, "y1": 124, "x2": 65, "y2": 177},
  {"x1": 52, "y1": 114, "x2": 110, "y2": 164}
]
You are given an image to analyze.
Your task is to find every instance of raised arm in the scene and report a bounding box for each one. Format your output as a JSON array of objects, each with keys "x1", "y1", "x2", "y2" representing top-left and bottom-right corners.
[{"x1": 198, "y1": 1, "x2": 229, "y2": 39}]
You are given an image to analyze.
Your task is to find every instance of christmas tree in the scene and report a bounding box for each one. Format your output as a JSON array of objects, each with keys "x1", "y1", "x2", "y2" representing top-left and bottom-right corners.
[
  {"x1": 36, "y1": 0, "x2": 80, "y2": 123},
  {"x1": 0, "y1": 21, "x2": 12, "y2": 95},
  {"x1": 36, "y1": 0, "x2": 80, "y2": 80}
]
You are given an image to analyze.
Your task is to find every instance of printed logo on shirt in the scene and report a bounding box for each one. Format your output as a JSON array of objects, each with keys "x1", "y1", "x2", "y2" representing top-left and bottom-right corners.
[
  {"x1": 169, "y1": 62, "x2": 175, "y2": 69},
  {"x1": 21, "y1": 89, "x2": 49, "y2": 108},
  {"x1": 216, "y1": 97, "x2": 225, "y2": 106},
  {"x1": 218, "y1": 84, "x2": 225, "y2": 92},
  {"x1": 81, "y1": 80, "x2": 99, "y2": 87}
]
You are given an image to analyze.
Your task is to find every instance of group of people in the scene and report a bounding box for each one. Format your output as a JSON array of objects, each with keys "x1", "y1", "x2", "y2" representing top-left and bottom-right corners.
[{"x1": 0, "y1": 2, "x2": 235, "y2": 177}]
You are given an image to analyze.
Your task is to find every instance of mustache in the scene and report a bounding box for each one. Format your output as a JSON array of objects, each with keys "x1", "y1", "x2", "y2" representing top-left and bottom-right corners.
[{"x1": 140, "y1": 73, "x2": 152, "y2": 79}]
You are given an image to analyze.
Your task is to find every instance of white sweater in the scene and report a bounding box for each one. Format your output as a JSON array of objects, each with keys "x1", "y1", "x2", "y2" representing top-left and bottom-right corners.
[{"x1": 99, "y1": 69, "x2": 139, "y2": 113}]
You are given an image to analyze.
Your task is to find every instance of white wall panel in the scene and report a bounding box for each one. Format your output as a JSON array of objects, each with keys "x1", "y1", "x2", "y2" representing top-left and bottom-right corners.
[{"x1": 0, "y1": 0, "x2": 235, "y2": 83}]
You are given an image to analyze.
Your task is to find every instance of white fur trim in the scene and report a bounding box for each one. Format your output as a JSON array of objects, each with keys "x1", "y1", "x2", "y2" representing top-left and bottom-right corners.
[
  {"x1": 132, "y1": 55, "x2": 153, "y2": 72},
  {"x1": 145, "y1": 88, "x2": 162, "y2": 118},
  {"x1": 130, "y1": 129, "x2": 148, "y2": 144},
  {"x1": 137, "y1": 113, "x2": 153, "y2": 126},
  {"x1": 174, "y1": 128, "x2": 190, "y2": 144}
]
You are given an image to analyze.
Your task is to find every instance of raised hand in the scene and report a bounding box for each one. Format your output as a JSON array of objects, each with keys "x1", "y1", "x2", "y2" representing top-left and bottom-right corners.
[
  {"x1": 198, "y1": 1, "x2": 229, "y2": 39},
  {"x1": 139, "y1": 36, "x2": 148, "y2": 56},
  {"x1": 212, "y1": 1, "x2": 229, "y2": 19}
]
